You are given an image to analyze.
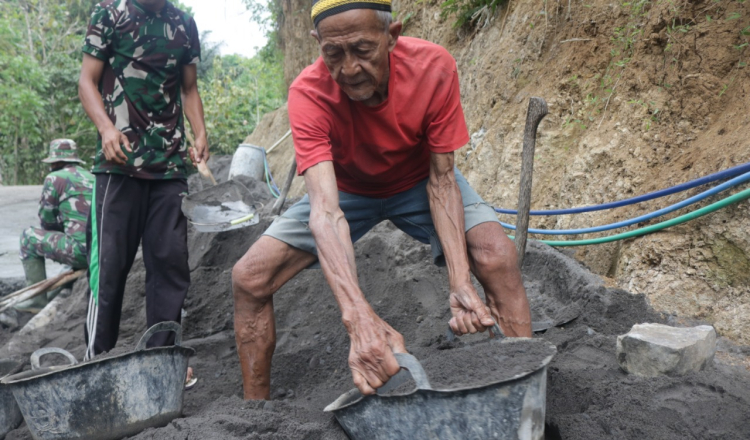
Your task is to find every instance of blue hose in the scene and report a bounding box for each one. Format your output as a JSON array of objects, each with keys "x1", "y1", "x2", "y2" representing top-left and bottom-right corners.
[
  {"x1": 500, "y1": 171, "x2": 750, "y2": 235},
  {"x1": 495, "y1": 161, "x2": 750, "y2": 215},
  {"x1": 262, "y1": 149, "x2": 280, "y2": 198}
]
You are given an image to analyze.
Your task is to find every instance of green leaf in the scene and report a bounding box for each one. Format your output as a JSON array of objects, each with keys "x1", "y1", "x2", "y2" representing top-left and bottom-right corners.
[{"x1": 727, "y1": 12, "x2": 742, "y2": 20}]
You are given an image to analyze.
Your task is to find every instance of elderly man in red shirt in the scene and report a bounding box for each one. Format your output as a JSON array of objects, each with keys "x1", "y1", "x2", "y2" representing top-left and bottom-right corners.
[{"x1": 232, "y1": 0, "x2": 532, "y2": 400}]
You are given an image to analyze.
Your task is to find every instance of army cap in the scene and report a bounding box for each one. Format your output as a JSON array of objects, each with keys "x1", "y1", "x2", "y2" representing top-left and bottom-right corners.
[{"x1": 42, "y1": 139, "x2": 85, "y2": 164}]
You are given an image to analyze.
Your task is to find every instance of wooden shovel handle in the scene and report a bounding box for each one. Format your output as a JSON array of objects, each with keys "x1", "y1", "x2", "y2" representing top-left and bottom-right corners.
[
  {"x1": 515, "y1": 97, "x2": 548, "y2": 270},
  {"x1": 196, "y1": 160, "x2": 217, "y2": 185}
]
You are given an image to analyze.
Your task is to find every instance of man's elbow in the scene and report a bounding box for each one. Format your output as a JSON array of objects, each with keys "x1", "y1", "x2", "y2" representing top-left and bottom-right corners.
[
  {"x1": 77, "y1": 77, "x2": 86, "y2": 101},
  {"x1": 182, "y1": 81, "x2": 199, "y2": 100},
  {"x1": 78, "y1": 73, "x2": 94, "y2": 103}
]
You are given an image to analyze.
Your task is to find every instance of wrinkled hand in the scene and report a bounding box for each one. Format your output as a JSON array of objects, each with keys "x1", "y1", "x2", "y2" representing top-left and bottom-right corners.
[
  {"x1": 346, "y1": 309, "x2": 406, "y2": 395},
  {"x1": 448, "y1": 283, "x2": 495, "y2": 336},
  {"x1": 100, "y1": 126, "x2": 131, "y2": 165},
  {"x1": 189, "y1": 134, "x2": 210, "y2": 164}
]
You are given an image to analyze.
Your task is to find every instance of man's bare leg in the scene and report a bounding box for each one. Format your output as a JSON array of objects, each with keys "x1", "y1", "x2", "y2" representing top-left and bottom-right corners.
[
  {"x1": 466, "y1": 222, "x2": 532, "y2": 337},
  {"x1": 232, "y1": 236, "x2": 317, "y2": 400}
]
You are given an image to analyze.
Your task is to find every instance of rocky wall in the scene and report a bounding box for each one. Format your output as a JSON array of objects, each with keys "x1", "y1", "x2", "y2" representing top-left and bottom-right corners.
[{"x1": 254, "y1": 0, "x2": 750, "y2": 343}]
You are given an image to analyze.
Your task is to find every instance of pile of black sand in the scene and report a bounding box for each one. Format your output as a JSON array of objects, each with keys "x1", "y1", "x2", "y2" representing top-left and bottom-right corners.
[
  {"x1": 0, "y1": 278, "x2": 24, "y2": 297},
  {"x1": 2, "y1": 156, "x2": 750, "y2": 439},
  {"x1": 400, "y1": 338, "x2": 556, "y2": 391},
  {"x1": 0, "y1": 277, "x2": 38, "y2": 346}
]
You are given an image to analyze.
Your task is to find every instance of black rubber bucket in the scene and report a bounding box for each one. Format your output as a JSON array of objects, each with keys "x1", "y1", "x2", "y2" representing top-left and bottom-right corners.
[
  {"x1": 0, "y1": 359, "x2": 23, "y2": 439},
  {"x1": 2, "y1": 322, "x2": 194, "y2": 440},
  {"x1": 325, "y1": 338, "x2": 556, "y2": 440}
]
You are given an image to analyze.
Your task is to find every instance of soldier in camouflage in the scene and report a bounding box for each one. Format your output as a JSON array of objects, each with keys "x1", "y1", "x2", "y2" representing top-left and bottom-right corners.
[
  {"x1": 78, "y1": 0, "x2": 208, "y2": 371},
  {"x1": 17, "y1": 139, "x2": 94, "y2": 313}
]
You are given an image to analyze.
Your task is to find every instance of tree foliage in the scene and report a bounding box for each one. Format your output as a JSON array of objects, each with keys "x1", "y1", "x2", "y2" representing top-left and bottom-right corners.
[
  {"x1": 0, "y1": 0, "x2": 98, "y2": 185},
  {"x1": 242, "y1": 0, "x2": 283, "y2": 65},
  {"x1": 196, "y1": 52, "x2": 284, "y2": 154},
  {"x1": 0, "y1": 0, "x2": 285, "y2": 184}
]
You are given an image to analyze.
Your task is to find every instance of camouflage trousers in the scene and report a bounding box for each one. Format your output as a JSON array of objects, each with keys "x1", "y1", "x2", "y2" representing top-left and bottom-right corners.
[{"x1": 19, "y1": 227, "x2": 87, "y2": 268}]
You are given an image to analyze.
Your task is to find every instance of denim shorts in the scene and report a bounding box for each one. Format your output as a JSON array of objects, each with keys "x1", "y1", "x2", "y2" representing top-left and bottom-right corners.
[{"x1": 263, "y1": 168, "x2": 500, "y2": 267}]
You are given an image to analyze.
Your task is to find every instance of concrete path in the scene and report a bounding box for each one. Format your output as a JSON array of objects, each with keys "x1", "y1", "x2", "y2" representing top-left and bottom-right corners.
[{"x1": 0, "y1": 186, "x2": 64, "y2": 279}]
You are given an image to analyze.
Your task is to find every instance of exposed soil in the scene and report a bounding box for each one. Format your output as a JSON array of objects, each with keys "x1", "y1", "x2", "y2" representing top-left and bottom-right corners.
[
  {"x1": 265, "y1": 0, "x2": 750, "y2": 345},
  {"x1": 0, "y1": 163, "x2": 749, "y2": 439}
]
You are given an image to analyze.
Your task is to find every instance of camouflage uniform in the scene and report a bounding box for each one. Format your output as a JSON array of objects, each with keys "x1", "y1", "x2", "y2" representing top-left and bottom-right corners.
[
  {"x1": 81, "y1": 0, "x2": 200, "y2": 358},
  {"x1": 19, "y1": 141, "x2": 94, "y2": 269},
  {"x1": 82, "y1": 0, "x2": 201, "y2": 180}
]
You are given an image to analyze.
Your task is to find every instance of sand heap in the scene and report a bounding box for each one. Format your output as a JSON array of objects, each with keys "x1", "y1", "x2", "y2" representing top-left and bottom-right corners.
[{"x1": 1, "y1": 157, "x2": 749, "y2": 439}]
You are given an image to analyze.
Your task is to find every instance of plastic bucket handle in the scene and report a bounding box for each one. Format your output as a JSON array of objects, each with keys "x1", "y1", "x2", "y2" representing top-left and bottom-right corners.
[
  {"x1": 136, "y1": 321, "x2": 183, "y2": 351},
  {"x1": 393, "y1": 353, "x2": 431, "y2": 390},
  {"x1": 30, "y1": 348, "x2": 78, "y2": 371},
  {"x1": 375, "y1": 353, "x2": 433, "y2": 396}
]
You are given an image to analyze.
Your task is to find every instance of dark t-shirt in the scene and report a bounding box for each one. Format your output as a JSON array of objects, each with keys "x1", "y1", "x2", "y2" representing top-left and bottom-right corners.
[
  {"x1": 83, "y1": 0, "x2": 201, "y2": 179},
  {"x1": 288, "y1": 37, "x2": 470, "y2": 198}
]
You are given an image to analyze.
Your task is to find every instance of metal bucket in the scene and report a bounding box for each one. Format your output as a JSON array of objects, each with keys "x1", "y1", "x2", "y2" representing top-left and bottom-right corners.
[
  {"x1": 325, "y1": 339, "x2": 556, "y2": 440},
  {"x1": 228, "y1": 144, "x2": 266, "y2": 182},
  {"x1": 0, "y1": 360, "x2": 23, "y2": 439},
  {"x1": 2, "y1": 322, "x2": 194, "y2": 440}
]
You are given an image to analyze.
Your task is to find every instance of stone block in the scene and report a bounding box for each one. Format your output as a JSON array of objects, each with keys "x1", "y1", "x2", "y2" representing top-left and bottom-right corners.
[{"x1": 616, "y1": 323, "x2": 716, "y2": 377}]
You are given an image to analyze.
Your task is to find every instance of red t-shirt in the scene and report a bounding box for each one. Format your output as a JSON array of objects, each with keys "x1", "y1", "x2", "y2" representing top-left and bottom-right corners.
[{"x1": 288, "y1": 36, "x2": 470, "y2": 198}]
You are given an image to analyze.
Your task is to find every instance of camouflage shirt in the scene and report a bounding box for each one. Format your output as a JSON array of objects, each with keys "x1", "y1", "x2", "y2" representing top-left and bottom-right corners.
[
  {"x1": 82, "y1": 0, "x2": 201, "y2": 180},
  {"x1": 39, "y1": 165, "x2": 95, "y2": 243}
]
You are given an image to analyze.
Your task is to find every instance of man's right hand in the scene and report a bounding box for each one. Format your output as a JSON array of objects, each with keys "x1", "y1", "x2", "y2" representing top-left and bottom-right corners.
[
  {"x1": 345, "y1": 308, "x2": 406, "y2": 395},
  {"x1": 100, "y1": 126, "x2": 132, "y2": 165}
]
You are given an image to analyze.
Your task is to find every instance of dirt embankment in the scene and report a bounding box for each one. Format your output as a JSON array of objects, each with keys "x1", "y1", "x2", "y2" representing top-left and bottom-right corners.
[
  {"x1": 261, "y1": 0, "x2": 750, "y2": 345},
  {"x1": 2, "y1": 192, "x2": 750, "y2": 438}
]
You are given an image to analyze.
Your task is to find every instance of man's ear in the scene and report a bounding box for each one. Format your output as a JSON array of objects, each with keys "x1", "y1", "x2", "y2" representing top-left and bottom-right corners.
[
  {"x1": 311, "y1": 29, "x2": 321, "y2": 44},
  {"x1": 387, "y1": 21, "x2": 402, "y2": 52}
]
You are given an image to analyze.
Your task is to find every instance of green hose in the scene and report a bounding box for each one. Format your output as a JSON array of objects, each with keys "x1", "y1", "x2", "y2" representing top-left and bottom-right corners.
[{"x1": 509, "y1": 187, "x2": 750, "y2": 247}]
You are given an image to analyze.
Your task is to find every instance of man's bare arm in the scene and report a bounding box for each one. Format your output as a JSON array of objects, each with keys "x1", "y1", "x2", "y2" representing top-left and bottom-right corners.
[
  {"x1": 304, "y1": 161, "x2": 405, "y2": 395},
  {"x1": 78, "y1": 53, "x2": 131, "y2": 164},
  {"x1": 427, "y1": 152, "x2": 495, "y2": 335},
  {"x1": 181, "y1": 64, "x2": 209, "y2": 163}
]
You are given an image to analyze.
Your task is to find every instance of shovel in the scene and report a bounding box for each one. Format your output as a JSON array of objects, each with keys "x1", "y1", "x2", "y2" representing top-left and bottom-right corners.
[
  {"x1": 181, "y1": 179, "x2": 260, "y2": 233},
  {"x1": 182, "y1": 141, "x2": 260, "y2": 232}
]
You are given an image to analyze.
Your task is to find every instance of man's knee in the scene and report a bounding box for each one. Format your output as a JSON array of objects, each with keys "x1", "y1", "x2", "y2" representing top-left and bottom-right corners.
[
  {"x1": 19, "y1": 227, "x2": 35, "y2": 246},
  {"x1": 19, "y1": 228, "x2": 41, "y2": 259},
  {"x1": 468, "y1": 224, "x2": 519, "y2": 275},
  {"x1": 232, "y1": 250, "x2": 274, "y2": 303}
]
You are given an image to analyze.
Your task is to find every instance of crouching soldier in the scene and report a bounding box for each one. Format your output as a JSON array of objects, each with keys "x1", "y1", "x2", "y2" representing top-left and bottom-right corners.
[{"x1": 17, "y1": 139, "x2": 94, "y2": 312}]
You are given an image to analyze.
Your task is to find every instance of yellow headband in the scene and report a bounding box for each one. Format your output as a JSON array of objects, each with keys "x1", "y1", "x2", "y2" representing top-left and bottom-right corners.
[{"x1": 311, "y1": 0, "x2": 391, "y2": 27}]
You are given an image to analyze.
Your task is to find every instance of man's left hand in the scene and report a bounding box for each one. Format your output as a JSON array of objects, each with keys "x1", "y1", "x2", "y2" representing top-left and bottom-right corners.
[
  {"x1": 190, "y1": 134, "x2": 210, "y2": 164},
  {"x1": 448, "y1": 283, "x2": 495, "y2": 336}
]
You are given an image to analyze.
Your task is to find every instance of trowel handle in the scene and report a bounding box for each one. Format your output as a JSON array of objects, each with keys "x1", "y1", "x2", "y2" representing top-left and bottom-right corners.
[
  {"x1": 136, "y1": 321, "x2": 183, "y2": 351},
  {"x1": 445, "y1": 318, "x2": 506, "y2": 342},
  {"x1": 490, "y1": 320, "x2": 506, "y2": 339},
  {"x1": 30, "y1": 347, "x2": 78, "y2": 370},
  {"x1": 197, "y1": 160, "x2": 217, "y2": 185},
  {"x1": 393, "y1": 353, "x2": 432, "y2": 391}
]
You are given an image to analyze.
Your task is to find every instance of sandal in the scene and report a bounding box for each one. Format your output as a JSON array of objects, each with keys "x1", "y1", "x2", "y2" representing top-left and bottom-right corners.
[{"x1": 185, "y1": 366, "x2": 198, "y2": 390}]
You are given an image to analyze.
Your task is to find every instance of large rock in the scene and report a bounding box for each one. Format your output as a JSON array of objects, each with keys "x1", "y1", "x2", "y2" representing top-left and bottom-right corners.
[{"x1": 616, "y1": 323, "x2": 716, "y2": 377}]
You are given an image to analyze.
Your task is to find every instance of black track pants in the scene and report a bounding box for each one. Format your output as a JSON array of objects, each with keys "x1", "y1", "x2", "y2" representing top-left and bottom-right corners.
[{"x1": 85, "y1": 174, "x2": 189, "y2": 359}]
